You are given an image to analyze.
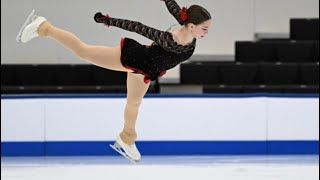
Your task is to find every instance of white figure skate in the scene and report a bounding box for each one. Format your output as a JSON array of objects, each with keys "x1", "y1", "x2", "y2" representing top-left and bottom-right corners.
[
  {"x1": 16, "y1": 9, "x2": 47, "y2": 43},
  {"x1": 110, "y1": 135, "x2": 141, "y2": 164}
]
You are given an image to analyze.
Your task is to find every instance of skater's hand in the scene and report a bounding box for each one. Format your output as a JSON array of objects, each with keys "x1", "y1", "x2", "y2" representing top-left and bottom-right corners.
[{"x1": 94, "y1": 12, "x2": 109, "y2": 23}]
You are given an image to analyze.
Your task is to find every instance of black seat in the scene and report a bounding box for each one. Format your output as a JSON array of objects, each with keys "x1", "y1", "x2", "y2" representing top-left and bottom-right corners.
[
  {"x1": 259, "y1": 63, "x2": 299, "y2": 85},
  {"x1": 2, "y1": 64, "x2": 57, "y2": 94},
  {"x1": 55, "y1": 65, "x2": 92, "y2": 86},
  {"x1": 290, "y1": 19, "x2": 319, "y2": 41},
  {"x1": 273, "y1": 41, "x2": 315, "y2": 62},
  {"x1": 91, "y1": 66, "x2": 127, "y2": 86},
  {"x1": 1, "y1": 65, "x2": 21, "y2": 86},
  {"x1": 219, "y1": 63, "x2": 258, "y2": 85},
  {"x1": 15, "y1": 65, "x2": 57, "y2": 86},
  {"x1": 235, "y1": 41, "x2": 275, "y2": 62},
  {"x1": 180, "y1": 62, "x2": 220, "y2": 85},
  {"x1": 299, "y1": 63, "x2": 319, "y2": 85}
]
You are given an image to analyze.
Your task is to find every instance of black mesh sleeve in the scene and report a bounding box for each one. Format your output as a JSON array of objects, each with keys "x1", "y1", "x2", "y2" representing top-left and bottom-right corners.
[
  {"x1": 95, "y1": 13, "x2": 172, "y2": 48},
  {"x1": 163, "y1": 0, "x2": 183, "y2": 25},
  {"x1": 94, "y1": 12, "x2": 195, "y2": 53}
]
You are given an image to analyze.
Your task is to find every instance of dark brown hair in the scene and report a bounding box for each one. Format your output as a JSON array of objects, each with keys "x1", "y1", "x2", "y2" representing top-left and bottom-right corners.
[{"x1": 182, "y1": 5, "x2": 211, "y2": 26}]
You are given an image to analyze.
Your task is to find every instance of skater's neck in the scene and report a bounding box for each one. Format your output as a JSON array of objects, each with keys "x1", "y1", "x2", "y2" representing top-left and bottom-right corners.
[{"x1": 171, "y1": 26, "x2": 194, "y2": 46}]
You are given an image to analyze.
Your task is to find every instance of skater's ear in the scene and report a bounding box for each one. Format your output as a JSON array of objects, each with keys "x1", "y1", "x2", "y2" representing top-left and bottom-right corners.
[{"x1": 187, "y1": 23, "x2": 196, "y2": 31}]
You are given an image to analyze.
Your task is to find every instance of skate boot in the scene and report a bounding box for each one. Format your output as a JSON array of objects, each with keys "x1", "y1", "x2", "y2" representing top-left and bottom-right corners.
[
  {"x1": 110, "y1": 135, "x2": 141, "y2": 163},
  {"x1": 16, "y1": 9, "x2": 47, "y2": 43}
]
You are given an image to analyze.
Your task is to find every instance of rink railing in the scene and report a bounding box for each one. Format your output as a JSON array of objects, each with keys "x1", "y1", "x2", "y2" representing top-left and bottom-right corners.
[{"x1": 1, "y1": 93, "x2": 319, "y2": 156}]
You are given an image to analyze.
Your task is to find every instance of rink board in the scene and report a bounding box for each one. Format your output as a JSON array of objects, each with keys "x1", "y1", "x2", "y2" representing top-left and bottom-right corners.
[{"x1": 1, "y1": 93, "x2": 319, "y2": 156}]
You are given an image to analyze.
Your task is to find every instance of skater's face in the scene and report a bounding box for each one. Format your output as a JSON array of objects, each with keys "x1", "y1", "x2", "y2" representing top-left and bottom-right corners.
[{"x1": 189, "y1": 19, "x2": 212, "y2": 39}]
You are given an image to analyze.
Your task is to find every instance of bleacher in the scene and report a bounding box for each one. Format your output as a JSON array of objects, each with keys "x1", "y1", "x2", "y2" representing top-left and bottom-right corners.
[
  {"x1": 1, "y1": 19, "x2": 319, "y2": 94},
  {"x1": 181, "y1": 18, "x2": 319, "y2": 93},
  {"x1": 1, "y1": 65, "x2": 159, "y2": 94}
]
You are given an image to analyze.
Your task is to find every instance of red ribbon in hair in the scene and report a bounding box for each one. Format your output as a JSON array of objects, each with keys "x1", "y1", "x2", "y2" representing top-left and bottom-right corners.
[{"x1": 180, "y1": 7, "x2": 188, "y2": 21}]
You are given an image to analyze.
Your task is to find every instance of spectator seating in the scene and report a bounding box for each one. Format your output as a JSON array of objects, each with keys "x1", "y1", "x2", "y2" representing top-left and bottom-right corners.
[
  {"x1": 1, "y1": 64, "x2": 159, "y2": 94},
  {"x1": 181, "y1": 62, "x2": 319, "y2": 93},
  {"x1": 236, "y1": 41, "x2": 318, "y2": 63},
  {"x1": 2, "y1": 18, "x2": 318, "y2": 94}
]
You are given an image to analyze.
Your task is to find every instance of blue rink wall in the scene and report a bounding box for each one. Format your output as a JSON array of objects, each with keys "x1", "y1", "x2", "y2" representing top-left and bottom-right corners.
[{"x1": 1, "y1": 93, "x2": 319, "y2": 156}]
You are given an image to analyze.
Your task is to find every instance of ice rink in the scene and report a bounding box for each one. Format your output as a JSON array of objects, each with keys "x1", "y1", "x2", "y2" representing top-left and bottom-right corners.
[{"x1": 2, "y1": 155, "x2": 319, "y2": 180}]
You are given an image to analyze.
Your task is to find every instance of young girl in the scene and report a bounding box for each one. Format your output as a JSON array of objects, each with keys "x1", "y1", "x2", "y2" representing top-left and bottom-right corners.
[{"x1": 16, "y1": 0, "x2": 212, "y2": 162}]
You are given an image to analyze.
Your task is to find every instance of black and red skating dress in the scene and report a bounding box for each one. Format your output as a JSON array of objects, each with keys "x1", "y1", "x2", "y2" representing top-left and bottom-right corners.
[{"x1": 94, "y1": 0, "x2": 196, "y2": 83}]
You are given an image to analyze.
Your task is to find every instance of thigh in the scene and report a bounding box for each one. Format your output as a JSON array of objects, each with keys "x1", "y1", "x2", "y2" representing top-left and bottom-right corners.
[
  {"x1": 126, "y1": 72, "x2": 150, "y2": 104},
  {"x1": 82, "y1": 45, "x2": 133, "y2": 72}
]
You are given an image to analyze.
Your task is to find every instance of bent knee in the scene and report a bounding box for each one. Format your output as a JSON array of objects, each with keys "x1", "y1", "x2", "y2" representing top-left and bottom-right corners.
[{"x1": 126, "y1": 100, "x2": 142, "y2": 108}]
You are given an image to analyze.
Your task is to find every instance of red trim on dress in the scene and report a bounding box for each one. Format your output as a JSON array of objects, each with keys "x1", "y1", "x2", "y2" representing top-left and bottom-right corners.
[
  {"x1": 120, "y1": 38, "x2": 151, "y2": 84},
  {"x1": 160, "y1": 70, "x2": 167, "y2": 77}
]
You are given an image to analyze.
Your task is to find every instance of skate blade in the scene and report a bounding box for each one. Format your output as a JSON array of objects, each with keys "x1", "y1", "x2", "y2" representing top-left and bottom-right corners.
[
  {"x1": 109, "y1": 144, "x2": 139, "y2": 164},
  {"x1": 16, "y1": 9, "x2": 35, "y2": 42}
]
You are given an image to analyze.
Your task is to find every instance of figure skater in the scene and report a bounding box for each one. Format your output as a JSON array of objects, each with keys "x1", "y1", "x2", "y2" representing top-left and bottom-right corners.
[{"x1": 16, "y1": 0, "x2": 212, "y2": 162}]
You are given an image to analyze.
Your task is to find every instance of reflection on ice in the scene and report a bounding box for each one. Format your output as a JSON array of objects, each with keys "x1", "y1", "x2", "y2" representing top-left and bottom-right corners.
[{"x1": 2, "y1": 156, "x2": 319, "y2": 180}]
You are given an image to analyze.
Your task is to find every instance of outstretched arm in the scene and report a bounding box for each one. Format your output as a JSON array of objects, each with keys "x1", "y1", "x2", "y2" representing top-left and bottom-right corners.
[
  {"x1": 94, "y1": 13, "x2": 172, "y2": 48},
  {"x1": 161, "y1": 0, "x2": 184, "y2": 25}
]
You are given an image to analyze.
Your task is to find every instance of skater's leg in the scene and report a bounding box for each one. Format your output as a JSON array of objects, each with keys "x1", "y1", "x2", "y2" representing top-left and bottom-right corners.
[
  {"x1": 38, "y1": 21, "x2": 130, "y2": 72},
  {"x1": 120, "y1": 73, "x2": 150, "y2": 145}
]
